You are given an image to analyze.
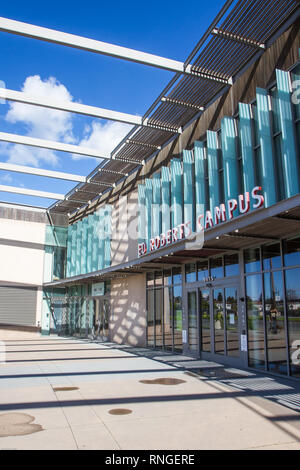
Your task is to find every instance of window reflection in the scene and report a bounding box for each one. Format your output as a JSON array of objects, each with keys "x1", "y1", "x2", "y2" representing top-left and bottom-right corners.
[
  {"x1": 244, "y1": 248, "x2": 261, "y2": 273},
  {"x1": 286, "y1": 268, "x2": 300, "y2": 377},
  {"x1": 185, "y1": 263, "x2": 197, "y2": 283},
  {"x1": 173, "y1": 284, "x2": 182, "y2": 352},
  {"x1": 246, "y1": 274, "x2": 265, "y2": 369},
  {"x1": 224, "y1": 253, "x2": 239, "y2": 277},
  {"x1": 263, "y1": 243, "x2": 282, "y2": 270},
  {"x1": 210, "y1": 257, "x2": 223, "y2": 279},
  {"x1": 264, "y1": 271, "x2": 287, "y2": 375},
  {"x1": 188, "y1": 291, "x2": 198, "y2": 352},
  {"x1": 283, "y1": 238, "x2": 300, "y2": 267},
  {"x1": 197, "y1": 260, "x2": 209, "y2": 282}
]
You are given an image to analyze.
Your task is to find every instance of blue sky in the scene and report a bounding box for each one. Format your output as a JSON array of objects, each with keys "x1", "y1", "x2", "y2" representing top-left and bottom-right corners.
[{"x1": 0, "y1": 0, "x2": 226, "y2": 208}]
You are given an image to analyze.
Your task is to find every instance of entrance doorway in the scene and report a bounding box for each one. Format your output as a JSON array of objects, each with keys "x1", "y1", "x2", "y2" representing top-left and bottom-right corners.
[
  {"x1": 187, "y1": 284, "x2": 240, "y2": 360},
  {"x1": 91, "y1": 298, "x2": 110, "y2": 340}
]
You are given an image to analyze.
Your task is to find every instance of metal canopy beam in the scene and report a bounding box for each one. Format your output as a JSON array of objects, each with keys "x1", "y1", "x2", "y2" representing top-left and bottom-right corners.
[
  {"x1": 161, "y1": 96, "x2": 205, "y2": 111},
  {"x1": 0, "y1": 131, "x2": 144, "y2": 165},
  {"x1": 0, "y1": 87, "x2": 143, "y2": 126},
  {"x1": 212, "y1": 28, "x2": 266, "y2": 49},
  {"x1": 0, "y1": 184, "x2": 65, "y2": 200},
  {"x1": 0, "y1": 161, "x2": 86, "y2": 182},
  {"x1": 0, "y1": 16, "x2": 186, "y2": 73}
]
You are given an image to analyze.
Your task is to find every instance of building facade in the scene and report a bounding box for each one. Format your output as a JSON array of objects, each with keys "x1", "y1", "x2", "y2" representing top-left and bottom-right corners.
[{"x1": 1, "y1": 4, "x2": 300, "y2": 381}]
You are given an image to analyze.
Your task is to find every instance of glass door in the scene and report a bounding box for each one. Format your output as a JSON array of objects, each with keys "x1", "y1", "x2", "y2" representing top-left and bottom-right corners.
[
  {"x1": 199, "y1": 289, "x2": 211, "y2": 353},
  {"x1": 187, "y1": 291, "x2": 198, "y2": 353}
]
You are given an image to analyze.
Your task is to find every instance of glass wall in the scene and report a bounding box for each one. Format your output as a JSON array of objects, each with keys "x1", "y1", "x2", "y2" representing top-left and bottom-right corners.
[
  {"x1": 146, "y1": 267, "x2": 183, "y2": 352},
  {"x1": 245, "y1": 237, "x2": 300, "y2": 377}
]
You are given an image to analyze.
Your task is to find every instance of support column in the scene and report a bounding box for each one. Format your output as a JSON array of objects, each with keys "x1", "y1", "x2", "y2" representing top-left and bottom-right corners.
[{"x1": 138, "y1": 184, "x2": 146, "y2": 246}]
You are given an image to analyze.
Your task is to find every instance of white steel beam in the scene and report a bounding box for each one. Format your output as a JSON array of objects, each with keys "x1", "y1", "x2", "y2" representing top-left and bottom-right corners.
[
  {"x1": 0, "y1": 131, "x2": 143, "y2": 165},
  {"x1": 0, "y1": 87, "x2": 143, "y2": 126},
  {"x1": 0, "y1": 16, "x2": 185, "y2": 73},
  {"x1": 0, "y1": 162, "x2": 86, "y2": 182},
  {"x1": 0, "y1": 184, "x2": 65, "y2": 200}
]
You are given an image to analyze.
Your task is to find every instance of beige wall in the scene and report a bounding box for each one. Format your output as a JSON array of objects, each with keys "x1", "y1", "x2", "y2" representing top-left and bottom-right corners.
[
  {"x1": 109, "y1": 273, "x2": 146, "y2": 347},
  {"x1": 110, "y1": 189, "x2": 139, "y2": 266},
  {"x1": 0, "y1": 217, "x2": 46, "y2": 286}
]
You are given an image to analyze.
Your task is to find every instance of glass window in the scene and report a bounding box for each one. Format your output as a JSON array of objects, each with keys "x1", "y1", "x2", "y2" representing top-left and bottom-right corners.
[
  {"x1": 163, "y1": 285, "x2": 173, "y2": 351},
  {"x1": 155, "y1": 271, "x2": 163, "y2": 286},
  {"x1": 262, "y1": 243, "x2": 282, "y2": 270},
  {"x1": 271, "y1": 87, "x2": 281, "y2": 134},
  {"x1": 244, "y1": 248, "x2": 261, "y2": 273},
  {"x1": 224, "y1": 253, "x2": 239, "y2": 277},
  {"x1": 53, "y1": 247, "x2": 66, "y2": 280},
  {"x1": 146, "y1": 272, "x2": 154, "y2": 287},
  {"x1": 264, "y1": 271, "x2": 287, "y2": 375},
  {"x1": 173, "y1": 284, "x2": 182, "y2": 352},
  {"x1": 210, "y1": 257, "x2": 223, "y2": 279},
  {"x1": 197, "y1": 260, "x2": 209, "y2": 282},
  {"x1": 185, "y1": 263, "x2": 197, "y2": 283},
  {"x1": 147, "y1": 290, "x2": 155, "y2": 347},
  {"x1": 200, "y1": 289, "x2": 210, "y2": 353},
  {"x1": 285, "y1": 268, "x2": 300, "y2": 378},
  {"x1": 225, "y1": 287, "x2": 239, "y2": 357},
  {"x1": 173, "y1": 267, "x2": 182, "y2": 285},
  {"x1": 246, "y1": 274, "x2": 265, "y2": 369},
  {"x1": 163, "y1": 269, "x2": 172, "y2": 286},
  {"x1": 188, "y1": 291, "x2": 198, "y2": 352},
  {"x1": 155, "y1": 289, "x2": 164, "y2": 348},
  {"x1": 283, "y1": 237, "x2": 300, "y2": 267},
  {"x1": 214, "y1": 289, "x2": 225, "y2": 355}
]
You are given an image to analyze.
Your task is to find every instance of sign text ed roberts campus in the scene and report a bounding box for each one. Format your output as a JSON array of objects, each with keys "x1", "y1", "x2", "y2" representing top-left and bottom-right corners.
[{"x1": 138, "y1": 186, "x2": 264, "y2": 257}]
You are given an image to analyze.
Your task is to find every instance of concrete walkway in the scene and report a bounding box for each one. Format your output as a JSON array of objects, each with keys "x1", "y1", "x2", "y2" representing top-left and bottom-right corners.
[{"x1": 1, "y1": 331, "x2": 300, "y2": 450}]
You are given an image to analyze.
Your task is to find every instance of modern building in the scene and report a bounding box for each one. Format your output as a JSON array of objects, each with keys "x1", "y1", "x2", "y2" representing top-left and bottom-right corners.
[{"x1": 0, "y1": 1, "x2": 300, "y2": 380}]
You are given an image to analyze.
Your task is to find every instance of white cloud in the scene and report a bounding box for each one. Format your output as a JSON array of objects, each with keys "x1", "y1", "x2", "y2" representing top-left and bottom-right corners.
[
  {"x1": 0, "y1": 173, "x2": 13, "y2": 184},
  {"x1": 1, "y1": 75, "x2": 75, "y2": 167},
  {"x1": 74, "y1": 120, "x2": 133, "y2": 161}
]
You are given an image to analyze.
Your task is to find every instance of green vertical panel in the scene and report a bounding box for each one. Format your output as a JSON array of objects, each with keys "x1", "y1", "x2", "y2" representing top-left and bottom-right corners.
[
  {"x1": 76, "y1": 221, "x2": 82, "y2": 275},
  {"x1": 171, "y1": 158, "x2": 183, "y2": 228},
  {"x1": 256, "y1": 87, "x2": 277, "y2": 207},
  {"x1": 97, "y1": 209, "x2": 104, "y2": 271},
  {"x1": 221, "y1": 117, "x2": 239, "y2": 201},
  {"x1": 104, "y1": 205, "x2": 111, "y2": 268},
  {"x1": 183, "y1": 150, "x2": 195, "y2": 231},
  {"x1": 138, "y1": 184, "x2": 146, "y2": 245},
  {"x1": 86, "y1": 215, "x2": 93, "y2": 273},
  {"x1": 145, "y1": 179, "x2": 153, "y2": 248},
  {"x1": 81, "y1": 218, "x2": 88, "y2": 275},
  {"x1": 152, "y1": 173, "x2": 162, "y2": 238},
  {"x1": 70, "y1": 222, "x2": 77, "y2": 277},
  {"x1": 239, "y1": 103, "x2": 256, "y2": 197},
  {"x1": 92, "y1": 212, "x2": 99, "y2": 272},
  {"x1": 66, "y1": 225, "x2": 72, "y2": 277},
  {"x1": 161, "y1": 167, "x2": 171, "y2": 234},
  {"x1": 276, "y1": 69, "x2": 300, "y2": 198},
  {"x1": 194, "y1": 141, "x2": 206, "y2": 216},
  {"x1": 207, "y1": 130, "x2": 221, "y2": 210}
]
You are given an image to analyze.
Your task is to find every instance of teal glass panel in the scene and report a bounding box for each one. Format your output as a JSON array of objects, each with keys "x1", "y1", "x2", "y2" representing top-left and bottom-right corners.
[
  {"x1": 66, "y1": 225, "x2": 72, "y2": 277},
  {"x1": 171, "y1": 158, "x2": 183, "y2": 228},
  {"x1": 194, "y1": 141, "x2": 206, "y2": 217},
  {"x1": 86, "y1": 215, "x2": 93, "y2": 273},
  {"x1": 256, "y1": 88, "x2": 277, "y2": 207},
  {"x1": 92, "y1": 212, "x2": 100, "y2": 272},
  {"x1": 75, "y1": 220, "x2": 82, "y2": 275},
  {"x1": 152, "y1": 173, "x2": 162, "y2": 238},
  {"x1": 207, "y1": 130, "x2": 221, "y2": 211},
  {"x1": 221, "y1": 117, "x2": 239, "y2": 201},
  {"x1": 183, "y1": 149, "x2": 195, "y2": 231},
  {"x1": 104, "y1": 205, "x2": 111, "y2": 268},
  {"x1": 97, "y1": 208, "x2": 105, "y2": 271},
  {"x1": 81, "y1": 217, "x2": 88, "y2": 275},
  {"x1": 161, "y1": 167, "x2": 171, "y2": 234},
  {"x1": 145, "y1": 179, "x2": 153, "y2": 248},
  {"x1": 276, "y1": 69, "x2": 299, "y2": 198},
  {"x1": 70, "y1": 222, "x2": 77, "y2": 277},
  {"x1": 238, "y1": 103, "x2": 256, "y2": 201}
]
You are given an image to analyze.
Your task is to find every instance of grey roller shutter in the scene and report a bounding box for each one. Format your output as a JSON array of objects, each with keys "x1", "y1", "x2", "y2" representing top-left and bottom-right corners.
[{"x1": 0, "y1": 286, "x2": 37, "y2": 326}]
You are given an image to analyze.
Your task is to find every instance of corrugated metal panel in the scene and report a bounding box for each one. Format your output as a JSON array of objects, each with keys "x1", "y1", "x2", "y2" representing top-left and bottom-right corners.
[{"x1": 0, "y1": 286, "x2": 37, "y2": 326}]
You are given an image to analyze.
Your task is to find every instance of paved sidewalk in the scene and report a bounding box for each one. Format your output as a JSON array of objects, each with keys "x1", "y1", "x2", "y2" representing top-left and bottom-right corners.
[{"x1": 1, "y1": 331, "x2": 300, "y2": 450}]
